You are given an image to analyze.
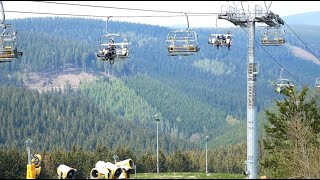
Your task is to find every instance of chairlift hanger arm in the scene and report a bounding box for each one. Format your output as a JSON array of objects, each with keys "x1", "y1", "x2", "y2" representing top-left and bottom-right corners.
[
  {"x1": 0, "y1": 1, "x2": 4, "y2": 24},
  {"x1": 215, "y1": 15, "x2": 219, "y2": 29},
  {"x1": 106, "y1": 16, "x2": 112, "y2": 34},
  {"x1": 280, "y1": 68, "x2": 284, "y2": 79},
  {"x1": 184, "y1": 12, "x2": 189, "y2": 30}
]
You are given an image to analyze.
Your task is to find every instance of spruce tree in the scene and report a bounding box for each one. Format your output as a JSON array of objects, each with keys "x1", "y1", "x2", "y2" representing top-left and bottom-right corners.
[{"x1": 261, "y1": 86, "x2": 320, "y2": 178}]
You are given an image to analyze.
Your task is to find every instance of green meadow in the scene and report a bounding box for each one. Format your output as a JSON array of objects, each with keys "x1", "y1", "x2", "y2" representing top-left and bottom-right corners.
[{"x1": 132, "y1": 172, "x2": 246, "y2": 179}]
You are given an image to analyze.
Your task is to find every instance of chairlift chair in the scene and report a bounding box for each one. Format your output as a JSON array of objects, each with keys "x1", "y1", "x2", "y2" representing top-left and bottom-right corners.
[
  {"x1": 208, "y1": 31, "x2": 233, "y2": 50},
  {"x1": 97, "y1": 17, "x2": 130, "y2": 65},
  {"x1": 275, "y1": 79, "x2": 294, "y2": 93},
  {"x1": 166, "y1": 12, "x2": 200, "y2": 56},
  {"x1": 316, "y1": 77, "x2": 320, "y2": 91},
  {"x1": 0, "y1": 24, "x2": 23, "y2": 62},
  {"x1": 261, "y1": 26, "x2": 285, "y2": 46},
  {"x1": 166, "y1": 30, "x2": 200, "y2": 56},
  {"x1": 274, "y1": 68, "x2": 294, "y2": 94},
  {"x1": 97, "y1": 33, "x2": 130, "y2": 64},
  {"x1": 208, "y1": 15, "x2": 233, "y2": 50}
]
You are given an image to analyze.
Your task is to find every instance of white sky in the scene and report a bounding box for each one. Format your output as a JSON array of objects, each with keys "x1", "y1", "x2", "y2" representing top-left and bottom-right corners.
[{"x1": 2, "y1": 1, "x2": 320, "y2": 28}]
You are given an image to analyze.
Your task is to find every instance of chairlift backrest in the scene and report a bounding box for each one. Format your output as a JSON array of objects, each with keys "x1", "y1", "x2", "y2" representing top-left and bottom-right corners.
[
  {"x1": 0, "y1": 24, "x2": 18, "y2": 48},
  {"x1": 0, "y1": 24, "x2": 16, "y2": 38},
  {"x1": 99, "y1": 33, "x2": 130, "y2": 47},
  {"x1": 167, "y1": 30, "x2": 197, "y2": 42}
]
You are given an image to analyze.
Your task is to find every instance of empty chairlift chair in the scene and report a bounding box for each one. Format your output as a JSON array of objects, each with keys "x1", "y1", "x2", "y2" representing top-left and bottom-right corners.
[
  {"x1": 0, "y1": 24, "x2": 23, "y2": 62},
  {"x1": 166, "y1": 30, "x2": 200, "y2": 56},
  {"x1": 261, "y1": 26, "x2": 285, "y2": 46},
  {"x1": 166, "y1": 12, "x2": 200, "y2": 56}
]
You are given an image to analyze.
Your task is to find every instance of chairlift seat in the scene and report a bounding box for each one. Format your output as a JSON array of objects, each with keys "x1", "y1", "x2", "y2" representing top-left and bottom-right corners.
[
  {"x1": 262, "y1": 39, "x2": 285, "y2": 46},
  {"x1": 167, "y1": 45, "x2": 199, "y2": 56}
]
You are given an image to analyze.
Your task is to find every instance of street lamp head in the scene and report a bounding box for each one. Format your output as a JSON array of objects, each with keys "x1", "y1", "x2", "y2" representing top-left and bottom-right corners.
[
  {"x1": 205, "y1": 136, "x2": 210, "y2": 141},
  {"x1": 154, "y1": 114, "x2": 160, "y2": 121},
  {"x1": 25, "y1": 139, "x2": 33, "y2": 146}
]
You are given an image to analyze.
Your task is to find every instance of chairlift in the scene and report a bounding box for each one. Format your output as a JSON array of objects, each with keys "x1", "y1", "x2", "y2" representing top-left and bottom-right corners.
[
  {"x1": 208, "y1": 32, "x2": 233, "y2": 50},
  {"x1": 166, "y1": 13, "x2": 200, "y2": 56},
  {"x1": 261, "y1": 26, "x2": 285, "y2": 46},
  {"x1": 315, "y1": 77, "x2": 320, "y2": 91},
  {"x1": 0, "y1": 24, "x2": 23, "y2": 62},
  {"x1": 97, "y1": 17, "x2": 130, "y2": 65},
  {"x1": 275, "y1": 68, "x2": 294, "y2": 94},
  {"x1": 208, "y1": 16, "x2": 233, "y2": 50}
]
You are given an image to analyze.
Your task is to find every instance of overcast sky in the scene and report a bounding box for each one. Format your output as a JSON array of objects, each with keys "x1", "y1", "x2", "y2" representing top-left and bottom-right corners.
[{"x1": 2, "y1": 1, "x2": 320, "y2": 27}]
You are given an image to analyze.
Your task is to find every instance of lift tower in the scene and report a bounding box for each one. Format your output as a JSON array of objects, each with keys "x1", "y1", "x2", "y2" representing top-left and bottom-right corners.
[{"x1": 217, "y1": 1, "x2": 284, "y2": 179}]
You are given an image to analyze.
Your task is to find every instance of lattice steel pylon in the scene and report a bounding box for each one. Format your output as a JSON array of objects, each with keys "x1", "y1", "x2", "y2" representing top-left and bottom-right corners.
[{"x1": 217, "y1": 1, "x2": 284, "y2": 179}]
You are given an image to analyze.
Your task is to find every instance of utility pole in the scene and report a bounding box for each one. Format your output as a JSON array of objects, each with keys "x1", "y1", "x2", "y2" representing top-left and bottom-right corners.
[{"x1": 217, "y1": 1, "x2": 284, "y2": 179}]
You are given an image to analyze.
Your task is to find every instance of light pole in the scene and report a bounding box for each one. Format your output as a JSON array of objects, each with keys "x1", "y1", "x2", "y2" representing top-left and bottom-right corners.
[
  {"x1": 205, "y1": 136, "x2": 209, "y2": 174},
  {"x1": 25, "y1": 139, "x2": 35, "y2": 179},
  {"x1": 134, "y1": 163, "x2": 136, "y2": 178},
  {"x1": 113, "y1": 155, "x2": 119, "y2": 164},
  {"x1": 154, "y1": 114, "x2": 160, "y2": 173},
  {"x1": 25, "y1": 139, "x2": 33, "y2": 166}
]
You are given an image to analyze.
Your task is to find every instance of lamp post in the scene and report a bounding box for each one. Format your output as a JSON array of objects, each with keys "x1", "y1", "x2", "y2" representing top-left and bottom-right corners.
[
  {"x1": 113, "y1": 155, "x2": 118, "y2": 164},
  {"x1": 25, "y1": 139, "x2": 35, "y2": 179},
  {"x1": 25, "y1": 139, "x2": 33, "y2": 166},
  {"x1": 134, "y1": 163, "x2": 136, "y2": 178},
  {"x1": 154, "y1": 114, "x2": 160, "y2": 173},
  {"x1": 205, "y1": 136, "x2": 209, "y2": 174}
]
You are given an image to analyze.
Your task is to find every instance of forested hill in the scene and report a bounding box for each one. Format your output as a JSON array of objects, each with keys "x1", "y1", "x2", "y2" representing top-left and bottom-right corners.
[
  {"x1": 283, "y1": 11, "x2": 320, "y2": 26},
  {"x1": 0, "y1": 17, "x2": 319, "y2": 153}
]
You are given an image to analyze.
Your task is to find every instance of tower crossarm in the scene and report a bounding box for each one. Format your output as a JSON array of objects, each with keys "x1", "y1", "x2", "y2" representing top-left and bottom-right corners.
[
  {"x1": 255, "y1": 11, "x2": 284, "y2": 27},
  {"x1": 218, "y1": 14, "x2": 248, "y2": 28}
]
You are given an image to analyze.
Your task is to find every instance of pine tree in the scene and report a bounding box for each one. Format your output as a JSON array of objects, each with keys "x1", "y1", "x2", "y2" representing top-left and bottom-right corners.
[{"x1": 261, "y1": 86, "x2": 320, "y2": 178}]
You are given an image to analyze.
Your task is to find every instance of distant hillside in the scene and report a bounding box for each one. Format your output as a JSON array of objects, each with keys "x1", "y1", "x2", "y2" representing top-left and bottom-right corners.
[
  {"x1": 283, "y1": 11, "x2": 320, "y2": 26},
  {"x1": 0, "y1": 17, "x2": 319, "y2": 153}
]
